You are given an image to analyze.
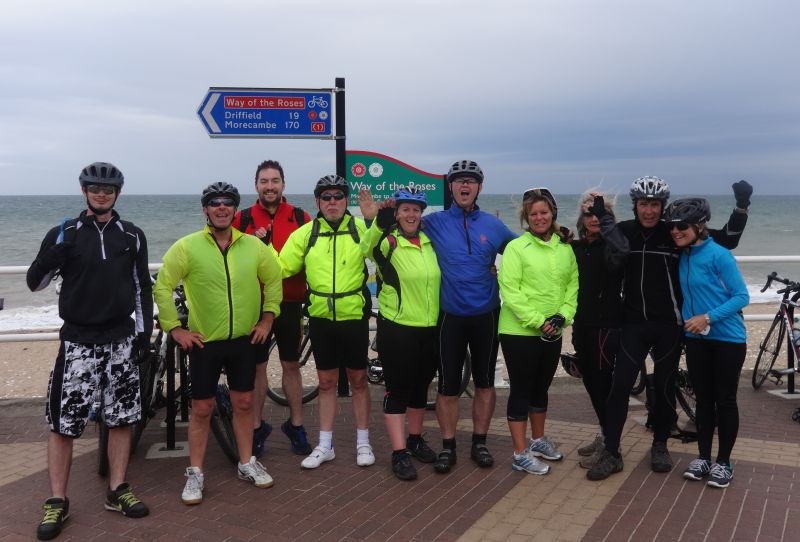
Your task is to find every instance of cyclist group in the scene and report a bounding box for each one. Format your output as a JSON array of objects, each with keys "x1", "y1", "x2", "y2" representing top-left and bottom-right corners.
[{"x1": 27, "y1": 159, "x2": 753, "y2": 539}]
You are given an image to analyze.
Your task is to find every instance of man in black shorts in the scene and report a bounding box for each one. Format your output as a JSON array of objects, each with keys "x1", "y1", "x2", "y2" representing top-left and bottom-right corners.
[
  {"x1": 233, "y1": 160, "x2": 313, "y2": 457},
  {"x1": 154, "y1": 182, "x2": 283, "y2": 505},
  {"x1": 27, "y1": 162, "x2": 152, "y2": 540}
]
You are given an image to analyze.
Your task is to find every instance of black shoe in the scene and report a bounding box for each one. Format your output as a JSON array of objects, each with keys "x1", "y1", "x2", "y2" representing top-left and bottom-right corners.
[
  {"x1": 586, "y1": 450, "x2": 624, "y2": 481},
  {"x1": 433, "y1": 449, "x2": 457, "y2": 474},
  {"x1": 392, "y1": 451, "x2": 418, "y2": 481},
  {"x1": 37, "y1": 497, "x2": 69, "y2": 540},
  {"x1": 407, "y1": 436, "x2": 437, "y2": 463},
  {"x1": 651, "y1": 441, "x2": 673, "y2": 473},
  {"x1": 104, "y1": 482, "x2": 149, "y2": 518},
  {"x1": 470, "y1": 443, "x2": 494, "y2": 468}
]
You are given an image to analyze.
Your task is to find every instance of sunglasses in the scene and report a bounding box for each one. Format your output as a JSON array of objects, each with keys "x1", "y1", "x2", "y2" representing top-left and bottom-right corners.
[
  {"x1": 319, "y1": 192, "x2": 346, "y2": 201},
  {"x1": 668, "y1": 221, "x2": 691, "y2": 231},
  {"x1": 86, "y1": 184, "x2": 116, "y2": 195},
  {"x1": 582, "y1": 211, "x2": 594, "y2": 217},
  {"x1": 452, "y1": 177, "x2": 480, "y2": 186},
  {"x1": 206, "y1": 197, "x2": 236, "y2": 208}
]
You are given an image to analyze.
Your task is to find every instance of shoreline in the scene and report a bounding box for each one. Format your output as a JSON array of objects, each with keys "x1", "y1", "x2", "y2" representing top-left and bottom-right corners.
[{"x1": 0, "y1": 303, "x2": 781, "y2": 400}]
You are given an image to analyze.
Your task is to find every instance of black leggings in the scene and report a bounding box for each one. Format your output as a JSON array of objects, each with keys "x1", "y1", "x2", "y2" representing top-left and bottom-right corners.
[
  {"x1": 572, "y1": 326, "x2": 619, "y2": 431},
  {"x1": 377, "y1": 317, "x2": 437, "y2": 413},
  {"x1": 500, "y1": 334, "x2": 561, "y2": 420},
  {"x1": 685, "y1": 338, "x2": 746, "y2": 464},
  {"x1": 604, "y1": 322, "x2": 683, "y2": 452}
]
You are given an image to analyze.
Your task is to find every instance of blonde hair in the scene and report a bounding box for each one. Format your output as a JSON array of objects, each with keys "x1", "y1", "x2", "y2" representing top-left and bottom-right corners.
[{"x1": 576, "y1": 187, "x2": 616, "y2": 240}]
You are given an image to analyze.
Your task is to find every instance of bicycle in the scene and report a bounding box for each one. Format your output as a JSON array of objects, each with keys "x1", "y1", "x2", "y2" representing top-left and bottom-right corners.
[
  {"x1": 97, "y1": 279, "x2": 240, "y2": 475},
  {"x1": 751, "y1": 271, "x2": 800, "y2": 390}
]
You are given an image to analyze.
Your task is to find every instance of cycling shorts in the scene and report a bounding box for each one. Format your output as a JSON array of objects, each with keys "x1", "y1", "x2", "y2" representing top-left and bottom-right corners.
[
  {"x1": 190, "y1": 336, "x2": 259, "y2": 399},
  {"x1": 437, "y1": 309, "x2": 500, "y2": 395},
  {"x1": 252, "y1": 301, "x2": 304, "y2": 363},
  {"x1": 47, "y1": 335, "x2": 141, "y2": 438},
  {"x1": 308, "y1": 316, "x2": 369, "y2": 371}
]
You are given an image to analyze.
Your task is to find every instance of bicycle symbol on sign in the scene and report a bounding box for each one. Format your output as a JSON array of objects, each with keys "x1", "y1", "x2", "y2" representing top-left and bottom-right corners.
[{"x1": 307, "y1": 95, "x2": 329, "y2": 108}]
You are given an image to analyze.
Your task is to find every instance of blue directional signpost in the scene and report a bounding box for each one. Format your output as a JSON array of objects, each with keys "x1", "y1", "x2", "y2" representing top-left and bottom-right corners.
[{"x1": 197, "y1": 87, "x2": 334, "y2": 138}]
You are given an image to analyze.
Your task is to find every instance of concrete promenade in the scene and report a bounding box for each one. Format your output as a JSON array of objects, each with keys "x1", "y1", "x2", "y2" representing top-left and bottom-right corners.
[{"x1": 1, "y1": 373, "x2": 798, "y2": 541}]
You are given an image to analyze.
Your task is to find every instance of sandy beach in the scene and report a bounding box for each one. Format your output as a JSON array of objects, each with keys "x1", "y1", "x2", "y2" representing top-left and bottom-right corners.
[{"x1": 0, "y1": 303, "x2": 781, "y2": 400}]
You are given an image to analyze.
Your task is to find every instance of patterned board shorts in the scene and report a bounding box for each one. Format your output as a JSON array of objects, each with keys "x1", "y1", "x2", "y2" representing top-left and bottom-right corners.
[{"x1": 46, "y1": 335, "x2": 141, "y2": 438}]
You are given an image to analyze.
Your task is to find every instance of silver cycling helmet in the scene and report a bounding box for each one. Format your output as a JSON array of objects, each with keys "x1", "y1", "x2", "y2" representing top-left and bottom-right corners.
[
  {"x1": 629, "y1": 176, "x2": 670, "y2": 202},
  {"x1": 446, "y1": 160, "x2": 484, "y2": 184}
]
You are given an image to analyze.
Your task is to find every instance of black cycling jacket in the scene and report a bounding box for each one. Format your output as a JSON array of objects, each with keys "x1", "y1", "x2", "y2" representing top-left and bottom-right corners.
[
  {"x1": 27, "y1": 210, "x2": 153, "y2": 343},
  {"x1": 601, "y1": 208, "x2": 747, "y2": 325}
]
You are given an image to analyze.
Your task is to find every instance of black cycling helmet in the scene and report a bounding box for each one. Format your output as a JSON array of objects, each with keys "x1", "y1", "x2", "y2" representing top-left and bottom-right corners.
[
  {"x1": 393, "y1": 187, "x2": 428, "y2": 210},
  {"x1": 79, "y1": 162, "x2": 124, "y2": 187},
  {"x1": 560, "y1": 353, "x2": 582, "y2": 379},
  {"x1": 201, "y1": 181, "x2": 241, "y2": 207},
  {"x1": 664, "y1": 197, "x2": 711, "y2": 225},
  {"x1": 523, "y1": 187, "x2": 558, "y2": 220},
  {"x1": 446, "y1": 160, "x2": 484, "y2": 184},
  {"x1": 314, "y1": 174, "x2": 349, "y2": 198},
  {"x1": 629, "y1": 176, "x2": 670, "y2": 202}
]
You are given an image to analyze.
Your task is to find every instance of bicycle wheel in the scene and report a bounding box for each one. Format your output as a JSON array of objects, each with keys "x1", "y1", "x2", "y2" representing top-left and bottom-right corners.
[
  {"x1": 131, "y1": 345, "x2": 162, "y2": 454},
  {"x1": 630, "y1": 363, "x2": 647, "y2": 396},
  {"x1": 265, "y1": 330, "x2": 320, "y2": 406},
  {"x1": 752, "y1": 314, "x2": 785, "y2": 389},
  {"x1": 425, "y1": 350, "x2": 472, "y2": 410},
  {"x1": 675, "y1": 367, "x2": 697, "y2": 424},
  {"x1": 209, "y1": 384, "x2": 239, "y2": 464},
  {"x1": 97, "y1": 421, "x2": 110, "y2": 477}
]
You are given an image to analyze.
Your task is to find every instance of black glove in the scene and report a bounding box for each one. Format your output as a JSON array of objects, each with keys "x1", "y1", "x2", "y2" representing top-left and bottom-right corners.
[
  {"x1": 376, "y1": 206, "x2": 396, "y2": 230},
  {"x1": 545, "y1": 314, "x2": 566, "y2": 329},
  {"x1": 37, "y1": 243, "x2": 71, "y2": 271},
  {"x1": 590, "y1": 195, "x2": 607, "y2": 218},
  {"x1": 732, "y1": 180, "x2": 752, "y2": 209},
  {"x1": 131, "y1": 333, "x2": 151, "y2": 365}
]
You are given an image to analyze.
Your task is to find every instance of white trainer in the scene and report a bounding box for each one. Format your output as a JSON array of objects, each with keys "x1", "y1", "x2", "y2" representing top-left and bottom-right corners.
[
  {"x1": 356, "y1": 444, "x2": 376, "y2": 467},
  {"x1": 237, "y1": 456, "x2": 274, "y2": 488},
  {"x1": 181, "y1": 466, "x2": 204, "y2": 505},
  {"x1": 301, "y1": 446, "x2": 336, "y2": 469}
]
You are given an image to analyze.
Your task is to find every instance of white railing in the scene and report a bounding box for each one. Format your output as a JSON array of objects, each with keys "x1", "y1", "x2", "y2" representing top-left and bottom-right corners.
[{"x1": 1, "y1": 257, "x2": 799, "y2": 342}]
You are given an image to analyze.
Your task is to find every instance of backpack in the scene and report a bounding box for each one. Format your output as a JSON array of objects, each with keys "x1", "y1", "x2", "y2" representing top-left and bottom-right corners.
[{"x1": 60, "y1": 217, "x2": 140, "y2": 262}]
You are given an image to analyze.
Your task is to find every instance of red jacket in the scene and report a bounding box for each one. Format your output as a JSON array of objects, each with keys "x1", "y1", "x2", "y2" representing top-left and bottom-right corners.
[{"x1": 233, "y1": 198, "x2": 310, "y2": 302}]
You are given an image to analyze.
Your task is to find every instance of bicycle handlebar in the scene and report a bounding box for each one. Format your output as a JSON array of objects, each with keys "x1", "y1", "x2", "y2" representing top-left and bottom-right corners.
[{"x1": 760, "y1": 271, "x2": 800, "y2": 294}]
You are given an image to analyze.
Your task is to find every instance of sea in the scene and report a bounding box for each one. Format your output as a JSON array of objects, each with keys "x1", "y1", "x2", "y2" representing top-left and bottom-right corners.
[{"x1": 1, "y1": 193, "x2": 798, "y2": 333}]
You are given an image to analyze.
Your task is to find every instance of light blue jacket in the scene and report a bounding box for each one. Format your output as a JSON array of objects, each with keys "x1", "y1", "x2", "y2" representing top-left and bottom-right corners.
[{"x1": 679, "y1": 237, "x2": 748, "y2": 343}]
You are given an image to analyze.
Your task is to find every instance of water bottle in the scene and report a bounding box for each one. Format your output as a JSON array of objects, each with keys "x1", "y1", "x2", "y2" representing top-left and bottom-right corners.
[{"x1": 792, "y1": 327, "x2": 800, "y2": 350}]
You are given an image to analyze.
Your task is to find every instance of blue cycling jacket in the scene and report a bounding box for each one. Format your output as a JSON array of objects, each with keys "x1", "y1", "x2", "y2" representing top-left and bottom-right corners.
[{"x1": 423, "y1": 204, "x2": 517, "y2": 316}]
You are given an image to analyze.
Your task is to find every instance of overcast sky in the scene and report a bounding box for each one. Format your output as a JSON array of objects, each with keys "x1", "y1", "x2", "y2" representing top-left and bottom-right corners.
[{"x1": 1, "y1": 0, "x2": 798, "y2": 196}]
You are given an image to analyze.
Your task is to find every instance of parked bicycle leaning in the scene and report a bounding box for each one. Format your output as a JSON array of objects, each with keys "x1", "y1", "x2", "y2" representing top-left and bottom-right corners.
[
  {"x1": 154, "y1": 181, "x2": 283, "y2": 506},
  {"x1": 666, "y1": 197, "x2": 749, "y2": 488}
]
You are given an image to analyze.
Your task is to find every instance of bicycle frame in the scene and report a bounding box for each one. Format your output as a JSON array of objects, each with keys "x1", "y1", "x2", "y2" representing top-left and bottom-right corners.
[{"x1": 754, "y1": 272, "x2": 800, "y2": 393}]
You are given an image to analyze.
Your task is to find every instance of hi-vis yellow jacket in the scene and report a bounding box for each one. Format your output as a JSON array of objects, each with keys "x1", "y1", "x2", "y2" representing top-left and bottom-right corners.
[
  {"x1": 280, "y1": 213, "x2": 369, "y2": 321},
  {"x1": 155, "y1": 225, "x2": 282, "y2": 341}
]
